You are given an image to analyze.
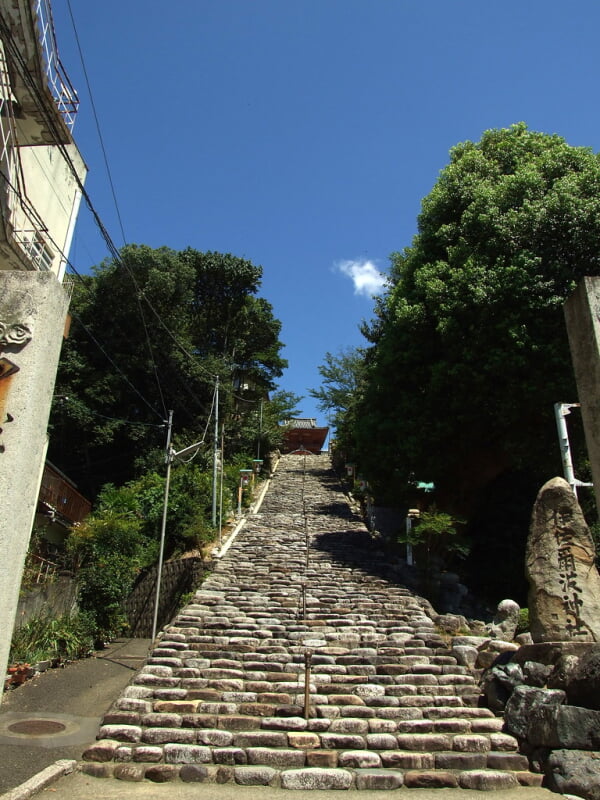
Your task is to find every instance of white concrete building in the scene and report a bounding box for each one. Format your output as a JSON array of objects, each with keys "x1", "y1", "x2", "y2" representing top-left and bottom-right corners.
[{"x1": 0, "y1": 0, "x2": 87, "y2": 697}]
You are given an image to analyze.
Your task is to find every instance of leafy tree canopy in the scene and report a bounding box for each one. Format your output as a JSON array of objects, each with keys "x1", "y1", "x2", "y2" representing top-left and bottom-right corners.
[
  {"x1": 310, "y1": 348, "x2": 365, "y2": 456},
  {"x1": 50, "y1": 245, "x2": 288, "y2": 495},
  {"x1": 356, "y1": 124, "x2": 600, "y2": 505}
]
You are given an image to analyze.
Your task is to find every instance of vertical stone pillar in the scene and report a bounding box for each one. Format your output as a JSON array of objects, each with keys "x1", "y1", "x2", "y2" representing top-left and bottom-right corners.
[
  {"x1": 564, "y1": 277, "x2": 600, "y2": 514},
  {"x1": 0, "y1": 271, "x2": 69, "y2": 698}
]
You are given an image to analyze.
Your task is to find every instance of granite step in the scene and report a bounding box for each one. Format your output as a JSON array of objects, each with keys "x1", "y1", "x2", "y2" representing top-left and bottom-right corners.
[{"x1": 86, "y1": 454, "x2": 539, "y2": 789}]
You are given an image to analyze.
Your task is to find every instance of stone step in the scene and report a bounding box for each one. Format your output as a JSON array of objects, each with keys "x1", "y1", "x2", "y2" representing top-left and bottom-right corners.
[{"x1": 88, "y1": 454, "x2": 538, "y2": 789}]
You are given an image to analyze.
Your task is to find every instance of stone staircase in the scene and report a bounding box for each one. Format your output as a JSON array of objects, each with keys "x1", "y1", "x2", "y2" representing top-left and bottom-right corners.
[{"x1": 83, "y1": 454, "x2": 542, "y2": 790}]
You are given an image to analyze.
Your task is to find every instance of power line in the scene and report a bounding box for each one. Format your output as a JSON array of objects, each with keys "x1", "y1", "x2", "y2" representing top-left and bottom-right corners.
[
  {"x1": 0, "y1": 13, "x2": 265, "y2": 418},
  {"x1": 65, "y1": 0, "x2": 127, "y2": 245},
  {"x1": 0, "y1": 13, "x2": 186, "y2": 379}
]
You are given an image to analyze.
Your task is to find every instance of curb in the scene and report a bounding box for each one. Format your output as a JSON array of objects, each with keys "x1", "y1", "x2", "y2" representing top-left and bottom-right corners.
[
  {"x1": 213, "y1": 458, "x2": 280, "y2": 559},
  {"x1": 0, "y1": 759, "x2": 77, "y2": 800}
]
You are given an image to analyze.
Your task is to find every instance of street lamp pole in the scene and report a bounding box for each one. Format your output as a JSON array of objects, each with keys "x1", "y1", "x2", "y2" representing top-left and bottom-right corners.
[{"x1": 151, "y1": 413, "x2": 207, "y2": 642}]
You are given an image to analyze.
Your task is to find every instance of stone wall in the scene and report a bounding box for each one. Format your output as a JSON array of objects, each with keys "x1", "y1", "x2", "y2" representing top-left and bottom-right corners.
[
  {"x1": 14, "y1": 575, "x2": 77, "y2": 629},
  {"x1": 124, "y1": 557, "x2": 207, "y2": 638}
]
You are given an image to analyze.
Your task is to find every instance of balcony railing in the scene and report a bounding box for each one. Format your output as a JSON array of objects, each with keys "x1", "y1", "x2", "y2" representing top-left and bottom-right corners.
[{"x1": 34, "y1": 0, "x2": 79, "y2": 129}]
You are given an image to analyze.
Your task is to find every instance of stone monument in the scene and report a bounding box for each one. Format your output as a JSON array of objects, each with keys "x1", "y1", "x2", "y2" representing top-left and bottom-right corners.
[
  {"x1": 526, "y1": 476, "x2": 600, "y2": 643},
  {"x1": 564, "y1": 277, "x2": 600, "y2": 514}
]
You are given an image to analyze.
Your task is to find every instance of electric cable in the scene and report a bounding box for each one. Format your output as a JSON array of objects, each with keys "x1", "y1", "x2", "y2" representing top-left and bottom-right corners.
[
  {"x1": 0, "y1": 14, "x2": 269, "y2": 417},
  {"x1": 65, "y1": 0, "x2": 126, "y2": 246}
]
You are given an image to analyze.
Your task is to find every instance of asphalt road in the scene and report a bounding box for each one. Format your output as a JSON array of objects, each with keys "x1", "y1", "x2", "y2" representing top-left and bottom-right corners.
[{"x1": 0, "y1": 639, "x2": 151, "y2": 794}]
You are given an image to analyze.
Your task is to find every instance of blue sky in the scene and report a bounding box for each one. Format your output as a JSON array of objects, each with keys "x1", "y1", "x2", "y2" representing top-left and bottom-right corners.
[{"x1": 50, "y1": 0, "x2": 600, "y2": 428}]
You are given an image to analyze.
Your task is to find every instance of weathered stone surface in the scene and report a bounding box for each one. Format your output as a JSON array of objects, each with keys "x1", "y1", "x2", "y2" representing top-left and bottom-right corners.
[
  {"x1": 320, "y1": 733, "x2": 365, "y2": 749},
  {"x1": 280, "y1": 767, "x2": 354, "y2": 790},
  {"x1": 527, "y1": 476, "x2": 600, "y2": 642},
  {"x1": 196, "y1": 729, "x2": 233, "y2": 746},
  {"x1": 114, "y1": 746, "x2": 132, "y2": 762},
  {"x1": 452, "y1": 645, "x2": 478, "y2": 669},
  {"x1": 212, "y1": 748, "x2": 247, "y2": 765},
  {"x1": 288, "y1": 732, "x2": 321, "y2": 749},
  {"x1": 246, "y1": 747, "x2": 305, "y2": 767},
  {"x1": 82, "y1": 740, "x2": 120, "y2": 762},
  {"x1": 355, "y1": 769, "x2": 403, "y2": 790},
  {"x1": 528, "y1": 704, "x2": 600, "y2": 750},
  {"x1": 404, "y1": 770, "x2": 458, "y2": 788},
  {"x1": 338, "y1": 750, "x2": 381, "y2": 768},
  {"x1": 144, "y1": 765, "x2": 178, "y2": 782},
  {"x1": 487, "y1": 752, "x2": 530, "y2": 770},
  {"x1": 113, "y1": 764, "x2": 145, "y2": 782},
  {"x1": 97, "y1": 725, "x2": 142, "y2": 743},
  {"x1": 396, "y1": 733, "x2": 451, "y2": 751},
  {"x1": 557, "y1": 647, "x2": 600, "y2": 710},
  {"x1": 233, "y1": 731, "x2": 287, "y2": 748},
  {"x1": 486, "y1": 599, "x2": 520, "y2": 640},
  {"x1": 504, "y1": 684, "x2": 566, "y2": 739},
  {"x1": 523, "y1": 660, "x2": 553, "y2": 687},
  {"x1": 79, "y1": 763, "x2": 112, "y2": 778},
  {"x1": 545, "y1": 749, "x2": 600, "y2": 800},
  {"x1": 179, "y1": 765, "x2": 208, "y2": 782},
  {"x1": 434, "y1": 752, "x2": 486, "y2": 770},
  {"x1": 306, "y1": 750, "x2": 337, "y2": 767},
  {"x1": 433, "y1": 614, "x2": 469, "y2": 635},
  {"x1": 233, "y1": 766, "x2": 277, "y2": 785},
  {"x1": 452, "y1": 734, "x2": 491, "y2": 753},
  {"x1": 458, "y1": 770, "x2": 519, "y2": 790},
  {"x1": 141, "y1": 727, "x2": 196, "y2": 745},
  {"x1": 163, "y1": 744, "x2": 212, "y2": 763},
  {"x1": 132, "y1": 746, "x2": 163, "y2": 762}
]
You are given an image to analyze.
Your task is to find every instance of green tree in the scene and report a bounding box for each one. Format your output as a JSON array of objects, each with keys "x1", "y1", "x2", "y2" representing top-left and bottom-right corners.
[
  {"x1": 357, "y1": 124, "x2": 600, "y2": 503},
  {"x1": 310, "y1": 348, "x2": 365, "y2": 458},
  {"x1": 50, "y1": 245, "x2": 287, "y2": 495}
]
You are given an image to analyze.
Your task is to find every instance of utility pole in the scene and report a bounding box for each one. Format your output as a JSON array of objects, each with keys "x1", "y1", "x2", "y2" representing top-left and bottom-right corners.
[
  {"x1": 152, "y1": 409, "x2": 174, "y2": 642},
  {"x1": 212, "y1": 376, "x2": 220, "y2": 527},
  {"x1": 152, "y1": 411, "x2": 208, "y2": 641},
  {"x1": 257, "y1": 399, "x2": 263, "y2": 460}
]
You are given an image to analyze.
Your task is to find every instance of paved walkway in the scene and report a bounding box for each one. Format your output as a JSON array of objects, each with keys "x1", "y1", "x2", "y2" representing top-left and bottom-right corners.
[{"x1": 0, "y1": 639, "x2": 151, "y2": 795}]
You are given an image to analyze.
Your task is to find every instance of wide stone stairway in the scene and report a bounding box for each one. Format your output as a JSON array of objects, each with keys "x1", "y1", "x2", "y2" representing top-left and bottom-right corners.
[{"x1": 84, "y1": 454, "x2": 541, "y2": 790}]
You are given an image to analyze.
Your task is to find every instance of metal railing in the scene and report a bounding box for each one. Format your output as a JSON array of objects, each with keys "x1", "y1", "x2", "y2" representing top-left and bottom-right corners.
[
  {"x1": 34, "y1": 0, "x2": 79, "y2": 129},
  {"x1": 24, "y1": 552, "x2": 58, "y2": 584}
]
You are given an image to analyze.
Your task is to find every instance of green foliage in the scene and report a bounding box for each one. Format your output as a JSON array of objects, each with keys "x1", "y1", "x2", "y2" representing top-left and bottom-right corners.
[
  {"x1": 516, "y1": 608, "x2": 530, "y2": 634},
  {"x1": 399, "y1": 507, "x2": 468, "y2": 600},
  {"x1": 68, "y1": 510, "x2": 149, "y2": 638},
  {"x1": 68, "y1": 458, "x2": 225, "y2": 636},
  {"x1": 226, "y1": 389, "x2": 303, "y2": 458},
  {"x1": 9, "y1": 612, "x2": 96, "y2": 664},
  {"x1": 399, "y1": 507, "x2": 469, "y2": 563},
  {"x1": 354, "y1": 124, "x2": 600, "y2": 504},
  {"x1": 310, "y1": 348, "x2": 365, "y2": 460},
  {"x1": 49, "y1": 245, "x2": 288, "y2": 497}
]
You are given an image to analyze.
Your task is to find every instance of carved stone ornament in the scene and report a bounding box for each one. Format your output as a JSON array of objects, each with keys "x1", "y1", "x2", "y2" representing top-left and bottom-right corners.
[{"x1": 0, "y1": 289, "x2": 34, "y2": 351}]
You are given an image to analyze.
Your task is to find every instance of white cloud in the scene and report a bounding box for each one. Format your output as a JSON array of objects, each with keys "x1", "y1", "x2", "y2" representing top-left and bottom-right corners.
[{"x1": 335, "y1": 259, "x2": 387, "y2": 298}]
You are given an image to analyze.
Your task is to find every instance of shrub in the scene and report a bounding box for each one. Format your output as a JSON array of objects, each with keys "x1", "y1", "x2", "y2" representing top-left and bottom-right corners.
[
  {"x1": 68, "y1": 511, "x2": 149, "y2": 639},
  {"x1": 9, "y1": 612, "x2": 95, "y2": 664}
]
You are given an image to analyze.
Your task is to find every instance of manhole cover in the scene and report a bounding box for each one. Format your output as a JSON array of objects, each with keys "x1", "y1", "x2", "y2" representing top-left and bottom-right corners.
[{"x1": 8, "y1": 720, "x2": 66, "y2": 735}]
